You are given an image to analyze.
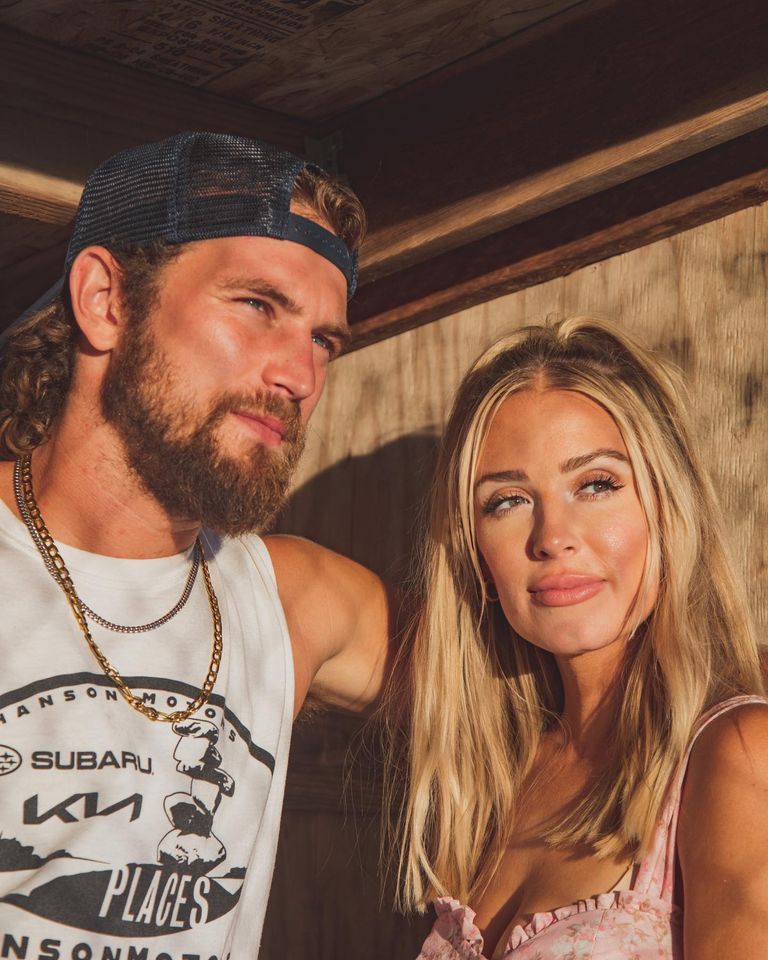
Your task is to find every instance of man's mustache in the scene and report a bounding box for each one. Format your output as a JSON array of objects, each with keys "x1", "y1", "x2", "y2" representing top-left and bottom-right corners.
[{"x1": 208, "y1": 390, "x2": 304, "y2": 445}]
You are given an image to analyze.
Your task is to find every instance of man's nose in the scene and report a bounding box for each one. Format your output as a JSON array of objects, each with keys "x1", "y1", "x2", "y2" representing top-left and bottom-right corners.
[{"x1": 261, "y1": 330, "x2": 317, "y2": 403}]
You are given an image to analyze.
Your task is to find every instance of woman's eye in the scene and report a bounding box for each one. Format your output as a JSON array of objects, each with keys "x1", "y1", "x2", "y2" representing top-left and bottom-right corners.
[
  {"x1": 579, "y1": 476, "x2": 623, "y2": 497},
  {"x1": 482, "y1": 493, "x2": 529, "y2": 516}
]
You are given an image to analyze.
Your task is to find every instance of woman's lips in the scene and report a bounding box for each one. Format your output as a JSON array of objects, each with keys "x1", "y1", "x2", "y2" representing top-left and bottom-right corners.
[
  {"x1": 529, "y1": 575, "x2": 605, "y2": 607},
  {"x1": 232, "y1": 411, "x2": 287, "y2": 447}
]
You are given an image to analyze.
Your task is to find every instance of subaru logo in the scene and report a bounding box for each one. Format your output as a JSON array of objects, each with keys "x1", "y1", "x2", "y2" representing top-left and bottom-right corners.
[{"x1": 0, "y1": 745, "x2": 22, "y2": 776}]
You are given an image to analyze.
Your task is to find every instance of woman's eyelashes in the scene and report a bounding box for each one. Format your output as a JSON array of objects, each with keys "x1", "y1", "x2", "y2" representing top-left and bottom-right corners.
[
  {"x1": 480, "y1": 472, "x2": 625, "y2": 517},
  {"x1": 578, "y1": 473, "x2": 625, "y2": 499},
  {"x1": 481, "y1": 491, "x2": 529, "y2": 516}
]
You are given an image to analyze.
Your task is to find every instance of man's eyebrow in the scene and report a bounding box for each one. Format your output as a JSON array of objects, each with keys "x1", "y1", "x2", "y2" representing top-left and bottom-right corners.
[
  {"x1": 559, "y1": 448, "x2": 629, "y2": 472},
  {"x1": 474, "y1": 450, "x2": 628, "y2": 491},
  {"x1": 219, "y1": 277, "x2": 350, "y2": 350},
  {"x1": 219, "y1": 278, "x2": 303, "y2": 315}
]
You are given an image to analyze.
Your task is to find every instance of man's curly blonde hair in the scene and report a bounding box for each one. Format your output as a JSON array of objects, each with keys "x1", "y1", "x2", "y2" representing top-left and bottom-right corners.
[{"x1": 0, "y1": 242, "x2": 178, "y2": 460}]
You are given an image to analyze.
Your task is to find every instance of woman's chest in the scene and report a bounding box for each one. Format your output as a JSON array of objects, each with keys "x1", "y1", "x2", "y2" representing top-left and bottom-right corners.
[
  {"x1": 473, "y1": 840, "x2": 632, "y2": 959},
  {"x1": 472, "y1": 760, "x2": 631, "y2": 959}
]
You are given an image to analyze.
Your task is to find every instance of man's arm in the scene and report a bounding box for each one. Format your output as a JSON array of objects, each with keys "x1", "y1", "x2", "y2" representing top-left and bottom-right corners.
[{"x1": 264, "y1": 534, "x2": 397, "y2": 718}]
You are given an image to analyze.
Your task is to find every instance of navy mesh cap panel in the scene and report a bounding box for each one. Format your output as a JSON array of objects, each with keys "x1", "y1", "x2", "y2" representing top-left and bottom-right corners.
[
  {"x1": 66, "y1": 135, "x2": 187, "y2": 272},
  {"x1": 174, "y1": 133, "x2": 305, "y2": 242},
  {"x1": 64, "y1": 132, "x2": 356, "y2": 293}
]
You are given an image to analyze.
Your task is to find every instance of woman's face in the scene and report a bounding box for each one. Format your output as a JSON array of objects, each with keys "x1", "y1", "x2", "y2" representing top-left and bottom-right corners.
[{"x1": 474, "y1": 388, "x2": 656, "y2": 658}]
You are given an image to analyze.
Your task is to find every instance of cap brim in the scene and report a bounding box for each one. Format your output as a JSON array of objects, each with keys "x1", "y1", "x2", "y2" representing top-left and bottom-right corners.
[{"x1": 0, "y1": 277, "x2": 65, "y2": 352}]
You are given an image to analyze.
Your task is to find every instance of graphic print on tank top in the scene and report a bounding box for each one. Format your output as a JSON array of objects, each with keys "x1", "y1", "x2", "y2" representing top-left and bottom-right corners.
[{"x1": 0, "y1": 670, "x2": 276, "y2": 953}]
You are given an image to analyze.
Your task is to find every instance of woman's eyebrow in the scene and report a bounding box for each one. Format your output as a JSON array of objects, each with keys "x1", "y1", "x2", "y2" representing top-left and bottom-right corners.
[
  {"x1": 474, "y1": 450, "x2": 628, "y2": 491},
  {"x1": 559, "y1": 448, "x2": 629, "y2": 472},
  {"x1": 474, "y1": 468, "x2": 528, "y2": 489}
]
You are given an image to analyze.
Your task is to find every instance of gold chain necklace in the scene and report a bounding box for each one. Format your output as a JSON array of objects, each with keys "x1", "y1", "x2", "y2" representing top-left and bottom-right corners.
[{"x1": 15, "y1": 454, "x2": 223, "y2": 723}]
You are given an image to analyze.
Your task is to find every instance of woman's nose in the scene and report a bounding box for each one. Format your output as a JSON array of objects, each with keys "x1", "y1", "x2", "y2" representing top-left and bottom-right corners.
[{"x1": 529, "y1": 501, "x2": 579, "y2": 559}]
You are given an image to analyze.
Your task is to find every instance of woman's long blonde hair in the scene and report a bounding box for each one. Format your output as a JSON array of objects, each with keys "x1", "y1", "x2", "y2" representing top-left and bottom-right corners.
[{"x1": 384, "y1": 317, "x2": 763, "y2": 912}]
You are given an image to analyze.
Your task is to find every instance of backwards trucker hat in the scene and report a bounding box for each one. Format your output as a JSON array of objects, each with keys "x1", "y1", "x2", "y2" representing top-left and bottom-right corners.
[{"x1": 5, "y1": 131, "x2": 358, "y2": 344}]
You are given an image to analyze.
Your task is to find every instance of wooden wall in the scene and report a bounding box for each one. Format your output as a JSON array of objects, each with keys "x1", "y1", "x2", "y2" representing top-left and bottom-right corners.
[{"x1": 261, "y1": 202, "x2": 768, "y2": 958}]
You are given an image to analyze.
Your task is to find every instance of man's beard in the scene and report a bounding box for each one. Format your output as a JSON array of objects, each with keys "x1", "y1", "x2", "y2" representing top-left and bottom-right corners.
[{"x1": 101, "y1": 317, "x2": 305, "y2": 536}]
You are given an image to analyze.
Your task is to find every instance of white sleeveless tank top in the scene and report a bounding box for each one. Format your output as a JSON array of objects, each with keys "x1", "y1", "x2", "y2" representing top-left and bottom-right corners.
[{"x1": 0, "y1": 498, "x2": 293, "y2": 958}]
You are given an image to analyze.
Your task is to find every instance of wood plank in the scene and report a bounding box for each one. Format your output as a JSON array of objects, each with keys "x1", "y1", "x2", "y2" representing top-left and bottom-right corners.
[
  {"x1": 347, "y1": 127, "x2": 768, "y2": 348},
  {"x1": 0, "y1": 163, "x2": 82, "y2": 225},
  {"x1": 0, "y1": 213, "x2": 70, "y2": 268},
  {"x1": 0, "y1": 25, "x2": 307, "y2": 205},
  {"x1": 211, "y1": 0, "x2": 587, "y2": 118},
  {"x1": 343, "y1": 0, "x2": 768, "y2": 283},
  {"x1": 283, "y1": 713, "x2": 381, "y2": 815},
  {"x1": 262, "y1": 806, "x2": 431, "y2": 959},
  {"x1": 0, "y1": 233, "x2": 69, "y2": 328},
  {"x1": 0, "y1": 210, "x2": 74, "y2": 329},
  {"x1": 0, "y1": 0, "x2": 587, "y2": 120}
]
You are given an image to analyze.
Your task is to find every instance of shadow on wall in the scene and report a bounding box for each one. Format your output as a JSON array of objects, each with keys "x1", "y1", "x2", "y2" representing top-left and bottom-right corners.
[
  {"x1": 275, "y1": 431, "x2": 442, "y2": 582},
  {"x1": 264, "y1": 432, "x2": 441, "y2": 960}
]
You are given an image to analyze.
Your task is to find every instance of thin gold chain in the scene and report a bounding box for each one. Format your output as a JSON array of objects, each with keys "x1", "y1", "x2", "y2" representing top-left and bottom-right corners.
[{"x1": 16, "y1": 454, "x2": 223, "y2": 723}]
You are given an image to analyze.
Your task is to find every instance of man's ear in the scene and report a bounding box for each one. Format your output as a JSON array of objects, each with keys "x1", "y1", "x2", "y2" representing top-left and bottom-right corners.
[{"x1": 68, "y1": 246, "x2": 125, "y2": 352}]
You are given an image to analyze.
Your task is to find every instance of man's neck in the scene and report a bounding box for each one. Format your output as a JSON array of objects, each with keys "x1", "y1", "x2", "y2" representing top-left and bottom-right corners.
[{"x1": 0, "y1": 404, "x2": 199, "y2": 559}]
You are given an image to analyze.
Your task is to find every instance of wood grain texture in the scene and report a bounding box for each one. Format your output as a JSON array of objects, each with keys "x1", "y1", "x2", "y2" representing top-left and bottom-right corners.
[
  {"x1": 348, "y1": 127, "x2": 768, "y2": 349},
  {"x1": 0, "y1": 0, "x2": 586, "y2": 120},
  {"x1": 0, "y1": 163, "x2": 82, "y2": 225},
  {"x1": 0, "y1": 215, "x2": 70, "y2": 327},
  {"x1": 261, "y1": 805, "x2": 431, "y2": 959},
  {"x1": 283, "y1": 713, "x2": 382, "y2": 815},
  {"x1": 211, "y1": 0, "x2": 586, "y2": 118},
  {"x1": 344, "y1": 0, "x2": 768, "y2": 281},
  {"x1": 0, "y1": 25, "x2": 306, "y2": 189}
]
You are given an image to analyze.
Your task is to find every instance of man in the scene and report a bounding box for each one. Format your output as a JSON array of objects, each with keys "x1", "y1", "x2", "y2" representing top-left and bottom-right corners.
[{"x1": 0, "y1": 132, "x2": 391, "y2": 958}]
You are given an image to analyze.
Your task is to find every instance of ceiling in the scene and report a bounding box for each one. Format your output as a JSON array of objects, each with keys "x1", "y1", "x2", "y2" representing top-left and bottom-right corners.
[
  {"x1": 2, "y1": 0, "x2": 768, "y2": 347},
  {"x1": 0, "y1": 0, "x2": 586, "y2": 119}
]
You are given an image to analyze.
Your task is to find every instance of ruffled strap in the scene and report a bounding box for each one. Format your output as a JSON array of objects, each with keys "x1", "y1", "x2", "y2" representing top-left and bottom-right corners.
[
  {"x1": 633, "y1": 694, "x2": 768, "y2": 902},
  {"x1": 416, "y1": 897, "x2": 485, "y2": 959}
]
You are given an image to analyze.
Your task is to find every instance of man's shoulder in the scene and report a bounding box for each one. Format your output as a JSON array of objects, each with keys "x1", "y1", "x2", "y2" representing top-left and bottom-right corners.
[
  {"x1": 262, "y1": 535, "x2": 392, "y2": 715},
  {"x1": 263, "y1": 534, "x2": 381, "y2": 595},
  {"x1": 210, "y1": 531, "x2": 364, "y2": 602},
  {"x1": 262, "y1": 532, "x2": 328, "y2": 569}
]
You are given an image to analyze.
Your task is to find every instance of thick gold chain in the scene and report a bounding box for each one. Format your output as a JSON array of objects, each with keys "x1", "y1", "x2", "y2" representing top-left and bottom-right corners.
[{"x1": 17, "y1": 454, "x2": 223, "y2": 723}]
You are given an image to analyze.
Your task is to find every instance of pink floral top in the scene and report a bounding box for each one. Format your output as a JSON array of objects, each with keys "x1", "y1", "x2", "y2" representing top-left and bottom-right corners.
[{"x1": 417, "y1": 696, "x2": 766, "y2": 960}]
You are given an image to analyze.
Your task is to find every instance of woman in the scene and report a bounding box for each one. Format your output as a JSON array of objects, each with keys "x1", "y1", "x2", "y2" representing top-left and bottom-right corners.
[{"x1": 385, "y1": 318, "x2": 768, "y2": 959}]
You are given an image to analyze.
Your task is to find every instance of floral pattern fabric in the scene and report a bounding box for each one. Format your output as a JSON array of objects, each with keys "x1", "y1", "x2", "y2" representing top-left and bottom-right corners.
[{"x1": 416, "y1": 696, "x2": 766, "y2": 960}]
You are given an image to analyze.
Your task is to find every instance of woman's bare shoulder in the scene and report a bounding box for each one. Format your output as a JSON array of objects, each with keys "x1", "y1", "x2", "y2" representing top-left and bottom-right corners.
[{"x1": 677, "y1": 700, "x2": 768, "y2": 959}]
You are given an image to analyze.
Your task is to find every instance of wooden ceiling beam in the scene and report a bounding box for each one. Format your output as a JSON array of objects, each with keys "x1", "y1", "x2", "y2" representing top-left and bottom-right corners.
[
  {"x1": 343, "y1": 0, "x2": 768, "y2": 286},
  {"x1": 347, "y1": 127, "x2": 768, "y2": 349},
  {"x1": 0, "y1": 164, "x2": 83, "y2": 226},
  {"x1": 0, "y1": 26, "x2": 308, "y2": 223}
]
